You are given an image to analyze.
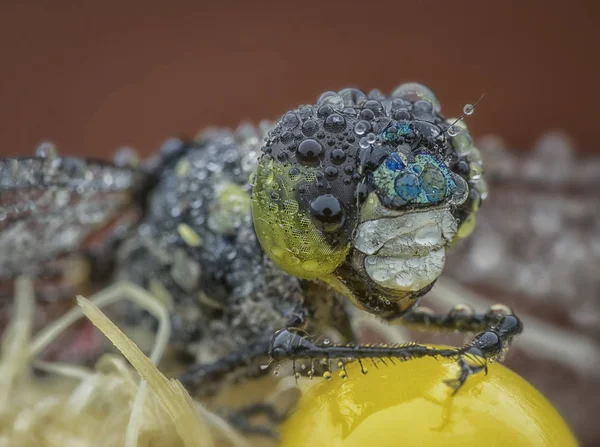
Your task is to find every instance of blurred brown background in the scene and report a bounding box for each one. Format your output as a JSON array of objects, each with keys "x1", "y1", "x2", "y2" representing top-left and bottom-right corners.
[
  {"x1": 1, "y1": 1, "x2": 600, "y2": 445},
  {"x1": 1, "y1": 1, "x2": 599, "y2": 158}
]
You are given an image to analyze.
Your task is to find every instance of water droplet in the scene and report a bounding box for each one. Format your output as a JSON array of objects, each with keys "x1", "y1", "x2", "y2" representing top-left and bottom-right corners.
[
  {"x1": 338, "y1": 87, "x2": 367, "y2": 106},
  {"x1": 413, "y1": 99, "x2": 433, "y2": 113},
  {"x1": 359, "y1": 108, "x2": 375, "y2": 121},
  {"x1": 330, "y1": 148, "x2": 346, "y2": 164},
  {"x1": 297, "y1": 139, "x2": 323, "y2": 165},
  {"x1": 302, "y1": 119, "x2": 318, "y2": 136},
  {"x1": 391, "y1": 82, "x2": 441, "y2": 112},
  {"x1": 364, "y1": 100, "x2": 384, "y2": 116},
  {"x1": 298, "y1": 106, "x2": 313, "y2": 120},
  {"x1": 318, "y1": 105, "x2": 334, "y2": 118},
  {"x1": 282, "y1": 113, "x2": 300, "y2": 130},
  {"x1": 339, "y1": 370, "x2": 348, "y2": 379},
  {"x1": 359, "y1": 137, "x2": 370, "y2": 149},
  {"x1": 35, "y1": 142, "x2": 58, "y2": 158},
  {"x1": 323, "y1": 371, "x2": 332, "y2": 380},
  {"x1": 337, "y1": 361, "x2": 344, "y2": 368},
  {"x1": 324, "y1": 113, "x2": 346, "y2": 133},
  {"x1": 323, "y1": 338, "x2": 331, "y2": 346},
  {"x1": 463, "y1": 103, "x2": 474, "y2": 115},
  {"x1": 317, "y1": 91, "x2": 343, "y2": 110},
  {"x1": 324, "y1": 165, "x2": 338, "y2": 179},
  {"x1": 310, "y1": 194, "x2": 345, "y2": 232},
  {"x1": 294, "y1": 372, "x2": 301, "y2": 379},
  {"x1": 366, "y1": 133, "x2": 376, "y2": 144},
  {"x1": 354, "y1": 120, "x2": 371, "y2": 136}
]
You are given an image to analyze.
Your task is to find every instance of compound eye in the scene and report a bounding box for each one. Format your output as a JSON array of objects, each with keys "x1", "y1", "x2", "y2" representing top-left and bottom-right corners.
[
  {"x1": 421, "y1": 165, "x2": 447, "y2": 203},
  {"x1": 309, "y1": 194, "x2": 345, "y2": 233}
]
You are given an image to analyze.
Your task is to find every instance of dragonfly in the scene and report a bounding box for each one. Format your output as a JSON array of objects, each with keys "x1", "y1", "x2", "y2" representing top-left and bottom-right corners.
[{"x1": 0, "y1": 83, "x2": 524, "y2": 436}]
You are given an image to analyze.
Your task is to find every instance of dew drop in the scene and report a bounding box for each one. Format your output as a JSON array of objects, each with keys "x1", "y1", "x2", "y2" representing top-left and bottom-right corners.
[
  {"x1": 310, "y1": 194, "x2": 345, "y2": 232},
  {"x1": 35, "y1": 141, "x2": 58, "y2": 158},
  {"x1": 324, "y1": 165, "x2": 338, "y2": 179},
  {"x1": 366, "y1": 133, "x2": 376, "y2": 144},
  {"x1": 354, "y1": 120, "x2": 371, "y2": 136},
  {"x1": 302, "y1": 119, "x2": 318, "y2": 136},
  {"x1": 359, "y1": 108, "x2": 375, "y2": 121},
  {"x1": 318, "y1": 105, "x2": 334, "y2": 118},
  {"x1": 298, "y1": 106, "x2": 313, "y2": 120},
  {"x1": 463, "y1": 103, "x2": 475, "y2": 115},
  {"x1": 338, "y1": 87, "x2": 367, "y2": 106},
  {"x1": 317, "y1": 91, "x2": 343, "y2": 110},
  {"x1": 297, "y1": 139, "x2": 323, "y2": 165},
  {"x1": 323, "y1": 338, "x2": 331, "y2": 346},
  {"x1": 323, "y1": 371, "x2": 332, "y2": 380},
  {"x1": 330, "y1": 148, "x2": 346, "y2": 164},
  {"x1": 324, "y1": 113, "x2": 346, "y2": 133},
  {"x1": 339, "y1": 370, "x2": 348, "y2": 379},
  {"x1": 364, "y1": 100, "x2": 384, "y2": 116},
  {"x1": 391, "y1": 82, "x2": 441, "y2": 112},
  {"x1": 282, "y1": 113, "x2": 300, "y2": 130}
]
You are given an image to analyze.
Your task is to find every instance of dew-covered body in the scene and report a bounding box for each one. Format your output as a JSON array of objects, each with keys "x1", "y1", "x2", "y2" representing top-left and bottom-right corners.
[
  {"x1": 0, "y1": 84, "x2": 522, "y2": 436},
  {"x1": 115, "y1": 130, "x2": 306, "y2": 362}
]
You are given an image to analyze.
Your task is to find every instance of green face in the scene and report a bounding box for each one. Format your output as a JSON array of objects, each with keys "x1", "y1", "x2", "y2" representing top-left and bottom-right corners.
[{"x1": 252, "y1": 85, "x2": 485, "y2": 316}]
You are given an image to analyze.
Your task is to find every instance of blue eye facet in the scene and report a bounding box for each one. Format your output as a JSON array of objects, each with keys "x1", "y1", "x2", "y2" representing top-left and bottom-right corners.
[
  {"x1": 394, "y1": 172, "x2": 421, "y2": 200},
  {"x1": 421, "y1": 165, "x2": 447, "y2": 202}
]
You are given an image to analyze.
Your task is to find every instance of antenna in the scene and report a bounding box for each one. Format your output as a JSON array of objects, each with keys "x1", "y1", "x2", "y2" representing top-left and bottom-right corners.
[{"x1": 440, "y1": 93, "x2": 486, "y2": 139}]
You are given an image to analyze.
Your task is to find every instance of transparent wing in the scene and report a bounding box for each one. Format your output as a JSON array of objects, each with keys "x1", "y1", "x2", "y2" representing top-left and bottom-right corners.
[{"x1": 0, "y1": 154, "x2": 148, "y2": 279}]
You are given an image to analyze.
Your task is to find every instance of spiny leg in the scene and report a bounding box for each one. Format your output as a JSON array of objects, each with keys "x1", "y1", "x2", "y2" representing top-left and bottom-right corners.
[
  {"x1": 177, "y1": 306, "x2": 309, "y2": 393},
  {"x1": 177, "y1": 339, "x2": 272, "y2": 395},
  {"x1": 396, "y1": 303, "x2": 515, "y2": 334},
  {"x1": 269, "y1": 310, "x2": 523, "y2": 393}
]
